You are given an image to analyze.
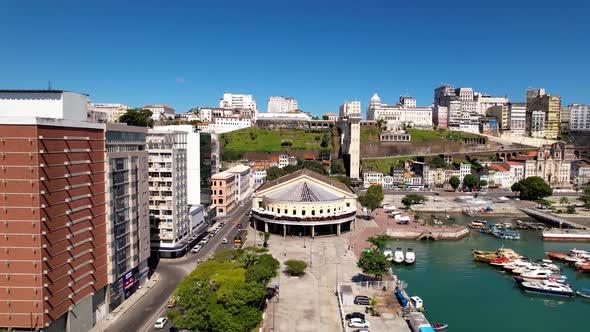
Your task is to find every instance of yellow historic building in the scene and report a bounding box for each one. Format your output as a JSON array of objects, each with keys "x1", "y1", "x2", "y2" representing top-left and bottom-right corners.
[{"x1": 251, "y1": 169, "x2": 357, "y2": 237}]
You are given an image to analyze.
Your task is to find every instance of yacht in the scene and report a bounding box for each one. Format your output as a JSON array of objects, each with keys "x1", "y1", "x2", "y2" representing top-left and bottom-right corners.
[
  {"x1": 503, "y1": 260, "x2": 533, "y2": 272},
  {"x1": 393, "y1": 247, "x2": 404, "y2": 264},
  {"x1": 383, "y1": 249, "x2": 393, "y2": 260},
  {"x1": 519, "y1": 279, "x2": 575, "y2": 297},
  {"x1": 520, "y1": 270, "x2": 567, "y2": 281},
  {"x1": 405, "y1": 248, "x2": 416, "y2": 264}
]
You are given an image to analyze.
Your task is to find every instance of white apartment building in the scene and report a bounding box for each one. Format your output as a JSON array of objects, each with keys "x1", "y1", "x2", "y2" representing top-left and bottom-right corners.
[
  {"x1": 476, "y1": 94, "x2": 508, "y2": 115},
  {"x1": 226, "y1": 164, "x2": 252, "y2": 202},
  {"x1": 530, "y1": 110, "x2": 546, "y2": 138},
  {"x1": 213, "y1": 116, "x2": 252, "y2": 133},
  {"x1": 456, "y1": 88, "x2": 477, "y2": 115},
  {"x1": 253, "y1": 169, "x2": 267, "y2": 184},
  {"x1": 147, "y1": 129, "x2": 189, "y2": 258},
  {"x1": 505, "y1": 161, "x2": 525, "y2": 184},
  {"x1": 143, "y1": 104, "x2": 176, "y2": 121},
  {"x1": 508, "y1": 102, "x2": 527, "y2": 136},
  {"x1": 367, "y1": 93, "x2": 433, "y2": 130},
  {"x1": 88, "y1": 103, "x2": 130, "y2": 123},
  {"x1": 459, "y1": 163, "x2": 472, "y2": 183},
  {"x1": 363, "y1": 169, "x2": 384, "y2": 188},
  {"x1": 220, "y1": 93, "x2": 258, "y2": 120},
  {"x1": 198, "y1": 107, "x2": 213, "y2": 122},
  {"x1": 399, "y1": 96, "x2": 416, "y2": 107},
  {"x1": 267, "y1": 96, "x2": 298, "y2": 113},
  {"x1": 568, "y1": 104, "x2": 590, "y2": 131},
  {"x1": 339, "y1": 100, "x2": 362, "y2": 117},
  {"x1": 383, "y1": 176, "x2": 394, "y2": 189},
  {"x1": 156, "y1": 125, "x2": 203, "y2": 206},
  {"x1": 324, "y1": 112, "x2": 339, "y2": 121}
]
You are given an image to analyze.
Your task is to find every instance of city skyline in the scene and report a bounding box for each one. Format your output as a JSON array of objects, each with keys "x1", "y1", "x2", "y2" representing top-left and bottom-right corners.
[{"x1": 1, "y1": 1, "x2": 589, "y2": 115}]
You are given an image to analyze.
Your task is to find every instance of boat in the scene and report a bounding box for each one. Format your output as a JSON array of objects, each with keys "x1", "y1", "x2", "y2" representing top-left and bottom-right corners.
[
  {"x1": 542, "y1": 228, "x2": 590, "y2": 241},
  {"x1": 383, "y1": 249, "x2": 393, "y2": 260},
  {"x1": 520, "y1": 269, "x2": 568, "y2": 281},
  {"x1": 547, "y1": 252, "x2": 568, "y2": 260},
  {"x1": 518, "y1": 279, "x2": 575, "y2": 297},
  {"x1": 472, "y1": 250, "x2": 497, "y2": 263},
  {"x1": 393, "y1": 247, "x2": 404, "y2": 264},
  {"x1": 405, "y1": 248, "x2": 416, "y2": 264},
  {"x1": 536, "y1": 259, "x2": 561, "y2": 272},
  {"x1": 576, "y1": 288, "x2": 590, "y2": 299},
  {"x1": 432, "y1": 323, "x2": 449, "y2": 331},
  {"x1": 503, "y1": 260, "x2": 534, "y2": 272},
  {"x1": 489, "y1": 256, "x2": 512, "y2": 267}
]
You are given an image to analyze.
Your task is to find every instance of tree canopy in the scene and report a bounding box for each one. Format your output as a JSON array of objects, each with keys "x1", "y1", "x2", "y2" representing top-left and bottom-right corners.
[
  {"x1": 366, "y1": 234, "x2": 392, "y2": 250},
  {"x1": 430, "y1": 155, "x2": 447, "y2": 169},
  {"x1": 463, "y1": 174, "x2": 479, "y2": 190},
  {"x1": 118, "y1": 108, "x2": 154, "y2": 127},
  {"x1": 401, "y1": 194, "x2": 427, "y2": 209},
  {"x1": 449, "y1": 176, "x2": 461, "y2": 190},
  {"x1": 578, "y1": 186, "x2": 590, "y2": 210},
  {"x1": 284, "y1": 260, "x2": 308, "y2": 276},
  {"x1": 511, "y1": 176, "x2": 553, "y2": 200},
  {"x1": 359, "y1": 185, "x2": 384, "y2": 212},
  {"x1": 357, "y1": 250, "x2": 390, "y2": 280}
]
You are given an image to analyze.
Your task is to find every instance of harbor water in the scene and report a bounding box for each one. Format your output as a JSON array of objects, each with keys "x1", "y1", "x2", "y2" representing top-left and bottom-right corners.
[{"x1": 387, "y1": 215, "x2": 590, "y2": 332}]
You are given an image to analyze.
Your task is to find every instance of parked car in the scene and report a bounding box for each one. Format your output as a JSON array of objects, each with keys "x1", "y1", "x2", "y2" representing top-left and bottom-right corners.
[
  {"x1": 352, "y1": 329, "x2": 370, "y2": 332},
  {"x1": 154, "y1": 317, "x2": 168, "y2": 329},
  {"x1": 348, "y1": 318, "x2": 370, "y2": 328},
  {"x1": 345, "y1": 312, "x2": 366, "y2": 320},
  {"x1": 191, "y1": 245, "x2": 201, "y2": 254},
  {"x1": 354, "y1": 295, "x2": 371, "y2": 305},
  {"x1": 237, "y1": 223, "x2": 244, "y2": 229},
  {"x1": 222, "y1": 238, "x2": 228, "y2": 244}
]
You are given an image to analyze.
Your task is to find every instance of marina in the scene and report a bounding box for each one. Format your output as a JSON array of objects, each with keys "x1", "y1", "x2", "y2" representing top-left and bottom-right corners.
[{"x1": 387, "y1": 215, "x2": 590, "y2": 332}]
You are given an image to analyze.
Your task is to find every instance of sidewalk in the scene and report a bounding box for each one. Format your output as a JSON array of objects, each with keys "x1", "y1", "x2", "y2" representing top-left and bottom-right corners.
[{"x1": 90, "y1": 273, "x2": 161, "y2": 332}]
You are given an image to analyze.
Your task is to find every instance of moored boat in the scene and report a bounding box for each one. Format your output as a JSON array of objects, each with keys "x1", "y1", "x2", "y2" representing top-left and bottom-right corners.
[
  {"x1": 547, "y1": 252, "x2": 568, "y2": 260},
  {"x1": 576, "y1": 288, "x2": 590, "y2": 299},
  {"x1": 518, "y1": 279, "x2": 575, "y2": 297},
  {"x1": 472, "y1": 250, "x2": 497, "y2": 263},
  {"x1": 393, "y1": 247, "x2": 404, "y2": 264},
  {"x1": 520, "y1": 269, "x2": 567, "y2": 281},
  {"x1": 383, "y1": 249, "x2": 393, "y2": 260},
  {"x1": 432, "y1": 323, "x2": 449, "y2": 331},
  {"x1": 405, "y1": 248, "x2": 416, "y2": 264},
  {"x1": 490, "y1": 256, "x2": 512, "y2": 267}
]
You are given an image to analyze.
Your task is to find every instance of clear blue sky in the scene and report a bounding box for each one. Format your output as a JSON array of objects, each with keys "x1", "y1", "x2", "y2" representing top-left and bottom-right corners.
[{"x1": 1, "y1": 0, "x2": 589, "y2": 115}]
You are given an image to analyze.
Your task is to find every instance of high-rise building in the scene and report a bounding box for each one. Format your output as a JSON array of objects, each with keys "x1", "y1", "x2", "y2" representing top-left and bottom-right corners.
[
  {"x1": 219, "y1": 93, "x2": 257, "y2": 112},
  {"x1": 199, "y1": 132, "x2": 213, "y2": 205},
  {"x1": 339, "y1": 100, "x2": 361, "y2": 118},
  {"x1": 433, "y1": 105, "x2": 448, "y2": 128},
  {"x1": 147, "y1": 129, "x2": 189, "y2": 258},
  {"x1": 88, "y1": 103, "x2": 130, "y2": 123},
  {"x1": 104, "y1": 123, "x2": 150, "y2": 311},
  {"x1": 267, "y1": 96, "x2": 298, "y2": 113},
  {"x1": 568, "y1": 104, "x2": 590, "y2": 132},
  {"x1": 508, "y1": 102, "x2": 527, "y2": 136},
  {"x1": 0, "y1": 90, "x2": 108, "y2": 331},
  {"x1": 211, "y1": 172, "x2": 236, "y2": 216},
  {"x1": 143, "y1": 104, "x2": 176, "y2": 121},
  {"x1": 526, "y1": 88, "x2": 561, "y2": 139},
  {"x1": 226, "y1": 165, "x2": 252, "y2": 202},
  {"x1": 338, "y1": 101, "x2": 361, "y2": 179}
]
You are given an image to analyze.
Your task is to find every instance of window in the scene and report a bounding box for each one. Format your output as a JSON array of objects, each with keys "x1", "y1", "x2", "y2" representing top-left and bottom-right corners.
[
  {"x1": 302, "y1": 210, "x2": 306, "y2": 216},
  {"x1": 320, "y1": 209, "x2": 323, "y2": 214},
  {"x1": 293, "y1": 210, "x2": 296, "y2": 215},
  {"x1": 219, "y1": 190, "x2": 223, "y2": 195},
  {"x1": 311, "y1": 210, "x2": 315, "y2": 216},
  {"x1": 346, "y1": 203, "x2": 350, "y2": 208},
  {"x1": 219, "y1": 208, "x2": 224, "y2": 213}
]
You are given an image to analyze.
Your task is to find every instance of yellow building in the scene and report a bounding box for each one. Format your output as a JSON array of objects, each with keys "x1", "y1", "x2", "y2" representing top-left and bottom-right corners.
[
  {"x1": 526, "y1": 89, "x2": 561, "y2": 139},
  {"x1": 251, "y1": 169, "x2": 357, "y2": 237}
]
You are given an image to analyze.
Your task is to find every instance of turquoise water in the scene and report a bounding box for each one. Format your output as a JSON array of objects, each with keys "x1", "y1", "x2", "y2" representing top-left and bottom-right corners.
[{"x1": 386, "y1": 215, "x2": 590, "y2": 332}]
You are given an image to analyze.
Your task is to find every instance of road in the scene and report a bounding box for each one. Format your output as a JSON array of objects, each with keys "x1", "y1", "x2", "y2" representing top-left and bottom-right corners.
[{"x1": 106, "y1": 198, "x2": 253, "y2": 332}]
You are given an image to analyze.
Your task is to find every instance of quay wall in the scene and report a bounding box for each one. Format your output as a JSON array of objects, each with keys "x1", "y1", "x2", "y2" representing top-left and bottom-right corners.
[{"x1": 386, "y1": 227, "x2": 469, "y2": 240}]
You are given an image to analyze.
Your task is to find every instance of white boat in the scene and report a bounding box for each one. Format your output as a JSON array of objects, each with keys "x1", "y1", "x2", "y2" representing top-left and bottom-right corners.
[
  {"x1": 521, "y1": 269, "x2": 567, "y2": 281},
  {"x1": 393, "y1": 247, "x2": 404, "y2": 264},
  {"x1": 383, "y1": 249, "x2": 393, "y2": 260},
  {"x1": 519, "y1": 279, "x2": 575, "y2": 297},
  {"x1": 405, "y1": 248, "x2": 416, "y2": 264},
  {"x1": 503, "y1": 260, "x2": 533, "y2": 272},
  {"x1": 537, "y1": 260, "x2": 560, "y2": 272}
]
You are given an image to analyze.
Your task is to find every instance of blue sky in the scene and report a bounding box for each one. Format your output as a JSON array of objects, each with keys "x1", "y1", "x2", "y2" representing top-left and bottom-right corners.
[{"x1": 1, "y1": 0, "x2": 589, "y2": 115}]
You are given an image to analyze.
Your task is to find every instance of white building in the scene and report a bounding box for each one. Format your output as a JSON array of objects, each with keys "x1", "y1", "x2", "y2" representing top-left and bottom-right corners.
[
  {"x1": 367, "y1": 93, "x2": 433, "y2": 130},
  {"x1": 324, "y1": 112, "x2": 339, "y2": 121},
  {"x1": 198, "y1": 107, "x2": 214, "y2": 122},
  {"x1": 219, "y1": 93, "x2": 258, "y2": 120},
  {"x1": 253, "y1": 169, "x2": 267, "y2": 184},
  {"x1": 568, "y1": 104, "x2": 590, "y2": 131},
  {"x1": 256, "y1": 111, "x2": 312, "y2": 121},
  {"x1": 508, "y1": 102, "x2": 527, "y2": 136},
  {"x1": 339, "y1": 101, "x2": 362, "y2": 179},
  {"x1": 147, "y1": 129, "x2": 189, "y2": 258},
  {"x1": 476, "y1": 94, "x2": 508, "y2": 115},
  {"x1": 339, "y1": 100, "x2": 361, "y2": 118},
  {"x1": 143, "y1": 104, "x2": 175, "y2": 121},
  {"x1": 267, "y1": 96, "x2": 298, "y2": 113},
  {"x1": 530, "y1": 110, "x2": 546, "y2": 138},
  {"x1": 226, "y1": 164, "x2": 252, "y2": 202},
  {"x1": 399, "y1": 96, "x2": 416, "y2": 108},
  {"x1": 88, "y1": 103, "x2": 130, "y2": 123},
  {"x1": 213, "y1": 116, "x2": 253, "y2": 133},
  {"x1": 363, "y1": 169, "x2": 384, "y2": 188},
  {"x1": 459, "y1": 163, "x2": 472, "y2": 183}
]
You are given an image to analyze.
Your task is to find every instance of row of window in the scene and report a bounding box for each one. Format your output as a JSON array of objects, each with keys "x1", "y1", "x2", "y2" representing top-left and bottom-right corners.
[{"x1": 266, "y1": 203, "x2": 350, "y2": 216}]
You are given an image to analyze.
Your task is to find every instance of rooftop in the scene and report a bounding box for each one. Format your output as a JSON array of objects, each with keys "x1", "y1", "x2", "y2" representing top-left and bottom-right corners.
[
  {"x1": 212, "y1": 171, "x2": 235, "y2": 180},
  {"x1": 143, "y1": 104, "x2": 175, "y2": 110},
  {"x1": 256, "y1": 169, "x2": 352, "y2": 195},
  {"x1": 226, "y1": 164, "x2": 250, "y2": 173}
]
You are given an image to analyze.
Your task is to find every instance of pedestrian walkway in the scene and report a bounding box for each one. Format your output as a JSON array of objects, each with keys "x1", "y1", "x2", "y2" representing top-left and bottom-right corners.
[{"x1": 90, "y1": 273, "x2": 161, "y2": 332}]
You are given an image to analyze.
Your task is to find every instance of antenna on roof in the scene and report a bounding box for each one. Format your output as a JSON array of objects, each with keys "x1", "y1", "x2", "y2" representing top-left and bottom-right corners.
[{"x1": 48, "y1": 81, "x2": 53, "y2": 90}]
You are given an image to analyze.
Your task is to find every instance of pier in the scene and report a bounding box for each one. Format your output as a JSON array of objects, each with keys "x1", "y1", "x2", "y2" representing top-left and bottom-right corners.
[
  {"x1": 387, "y1": 227, "x2": 469, "y2": 240},
  {"x1": 520, "y1": 208, "x2": 587, "y2": 230}
]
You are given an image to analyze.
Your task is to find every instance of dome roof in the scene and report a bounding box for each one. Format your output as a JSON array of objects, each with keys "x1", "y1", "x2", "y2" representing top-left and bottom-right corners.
[{"x1": 370, "y1": 92, "x2": 381, "y2": 103}]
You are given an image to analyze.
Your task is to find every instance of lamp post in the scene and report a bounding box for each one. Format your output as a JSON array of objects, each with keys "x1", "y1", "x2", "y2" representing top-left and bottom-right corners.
[{"x1": 309, "y1": 239, "x2": 313, "y2": 268}]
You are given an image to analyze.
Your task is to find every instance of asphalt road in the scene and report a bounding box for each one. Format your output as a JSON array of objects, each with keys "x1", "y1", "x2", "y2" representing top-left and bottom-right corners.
[{"x1": 106, "y1": 198, "x2": 253, "y2": 332}]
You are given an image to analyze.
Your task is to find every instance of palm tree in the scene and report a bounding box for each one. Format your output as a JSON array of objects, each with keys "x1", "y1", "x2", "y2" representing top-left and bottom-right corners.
[
  {"x1": 376, "y1": 118, "x2": 386, "y2": 133},
  {"x1": 559, "y1": 197, "x2": 569, "y2": 206},
  {"x1": 237, "y1": 252, "x2": 259, "y2": 268}
]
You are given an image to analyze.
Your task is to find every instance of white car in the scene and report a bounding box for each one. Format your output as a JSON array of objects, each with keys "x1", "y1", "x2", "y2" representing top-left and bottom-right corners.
[
  {"x1": 348, "y1": 318, "x2": 370, "y2": 328},
  {"x1": 154, "y1": 317, "x2": 168, "y2": 329},
  {"x1": 240, "y1": 202, "x2": 244, "y2": 206},
  {"x1": 222, "y1": 238, "x2": 228, "y2": 244},
  {"x1": 191, "y1": 245, "x2": 201, "y2": 254}
]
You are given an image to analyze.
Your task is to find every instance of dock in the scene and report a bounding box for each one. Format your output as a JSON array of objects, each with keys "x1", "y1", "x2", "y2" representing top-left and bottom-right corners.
[
  {"x1": 520, "y1": 208, "x2": 587, "y2": 230},
  {"x1": 386, "y1": 226, "x2": 469, "y2": 241}
]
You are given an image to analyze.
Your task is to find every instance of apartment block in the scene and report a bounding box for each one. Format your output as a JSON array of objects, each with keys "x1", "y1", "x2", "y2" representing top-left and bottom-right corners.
[
  {"x1": 267, "y1": 96, "x2": 298, "y2": 113},
  {"x1": 143, "y1": 104, "x2": 175, "y2": 121},
  {"x1": 0, "y1": 90, "x2": 107, "y2": 331},
  {"x1": 226, "y1": 165, "x2": 252, "y2": 202},
  {"x1": 147, "y1": 129, "x2": 189, "y2": 258},
  {"x1": 508, "y1": 102, "x2": 527, "y2": 136},
  {"x1": 104, "y1": 123, "x2": 150, "y2": 311},
  {"x1": 211, "y1": 172, "x2": 236, "y2": 216},
  {"x1": 526, "y1": 88, "x2": 561, "y2": 139},
  {"x1": 88, "y1": 103, "x2": 130, "y2": 123},
  {"x1": 568, "y1": 104, "x2": 590, "y2": 131}
]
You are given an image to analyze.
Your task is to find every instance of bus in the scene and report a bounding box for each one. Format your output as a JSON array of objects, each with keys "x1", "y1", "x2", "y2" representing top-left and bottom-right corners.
[{"x1": 234, "y1": 229, "x2": 247, "y2": 249}]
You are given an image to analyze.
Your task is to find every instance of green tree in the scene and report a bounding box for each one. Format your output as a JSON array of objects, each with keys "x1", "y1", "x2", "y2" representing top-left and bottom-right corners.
[
  {"x1": 118, "y1": 108, "x2": 154, "y2": 127},
  {"x1": 376, "y1": 118, "x2": 386, "y2": 133},
  {"x1": 266, "y1": 167, "x2": 287, "y2": 181},
  {"x1": 237, "y1": 251, "x2": 259, "y2": 269},
  {"x1": 463, "y1": 174, "x2": 479, "y2": 190},
  {"x1": 301, "y1": 160, "x2": 325, "y2": 174},
  {"x1": 430, "y1": 155, "x2": 447, "y2": 169},
  {"x1": 245, "y1": 254, "x2": 279, "y2": 284},
  {"x1": 284, "y1": 260, "x2": 308, "y2": 276},
  {"x1": 366, "y1": 234, "x2": 392, "y2": 250},
  {"x1": 331, "y1": 160, "x2": 346, "y2": 175},
  {"x1": 359, "y1": 185, "x2": 384, "y2": 212},
  {"x1": 559, "y1": 197, "x2": 570, "y2": 206},
  {"x1": 578, "y1": 186, "x2": 590, "y2": 210},
  {"x1": 449, "y1": 176, "x2": 461, "y2": 191},
  {"x1": 479, "y1": 179, "x2": 488, "y2": 188},
  {"x1": 401, "y1": 194, "x2": 427, "y2": 209},
  {"x1": 333, "y1": 175, "x2": 351, "y2": 187},
  {"x1": 320, "y1": 134, "x2": 331, "y2": 148},
  {"x1": 511, "y1": 176, "x2": 553, "y2": 200},
  {"x1": 357, "y1": 250, "x2": 390, "y2": 279},
  {"x1": 258, "y1": 231, "x2": 271, "y2": 247},
  {"x1": 322, "y1": 115, "x2": 329, "y2": 120}
]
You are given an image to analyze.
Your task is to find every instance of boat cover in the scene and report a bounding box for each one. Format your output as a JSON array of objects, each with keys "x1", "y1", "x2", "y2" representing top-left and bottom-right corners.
[{"x1": 419, "y1": 327, "x2": 435, "y2": 332}]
